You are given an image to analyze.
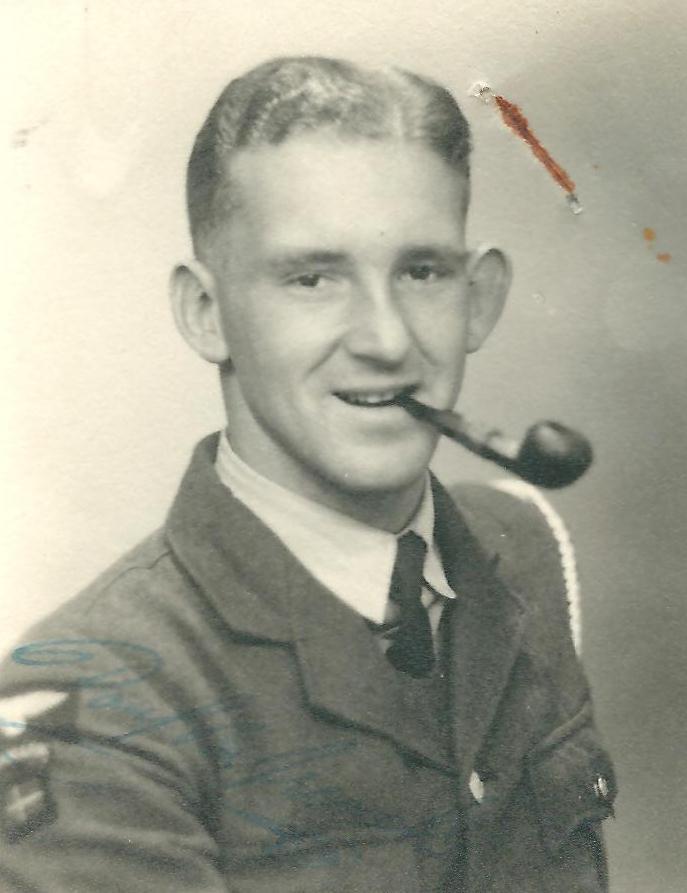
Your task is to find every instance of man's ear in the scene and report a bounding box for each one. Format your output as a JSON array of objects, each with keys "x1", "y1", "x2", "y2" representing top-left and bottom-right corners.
[
  {"x1": 465, "y1": 246, "x2": 512, "y2": 353},
  {"x1": 169, "y1": 259, "x2": 230, "y2": 364}
]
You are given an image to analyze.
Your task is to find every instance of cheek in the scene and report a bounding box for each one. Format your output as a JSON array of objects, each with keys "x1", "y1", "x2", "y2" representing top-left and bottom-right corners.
[
  {"x1": 221, "y1": 295, "x2": 281, "y2": 368},
  {"x1": 230, "y1": 299, "x2": 346, "y2": 379},
  {"x1": 414, "y1": 308, "x2": 469, "y2": 369},
  {"x1": 224, "y1": 308, "x2": 314, "y2": 405},
  {"x1": 407, "y1": 285, "x2": 469, "y2": 336}
]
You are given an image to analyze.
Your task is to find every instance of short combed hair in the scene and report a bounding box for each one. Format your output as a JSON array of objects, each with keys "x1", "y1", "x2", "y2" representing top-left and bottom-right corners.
[{"x1": 187, "y1": 56, "x2": 472, "y2": 254}]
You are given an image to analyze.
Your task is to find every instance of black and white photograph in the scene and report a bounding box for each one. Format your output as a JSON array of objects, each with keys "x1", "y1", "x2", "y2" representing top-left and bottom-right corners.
[{"x1": 1, "y1": 2, "x2": 685, "y2": 890}]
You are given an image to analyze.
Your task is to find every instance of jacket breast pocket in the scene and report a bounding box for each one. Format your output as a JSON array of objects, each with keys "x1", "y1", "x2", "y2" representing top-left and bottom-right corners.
[{"x1": 526, "y1": 707, "x2": 617, "y2": 892}]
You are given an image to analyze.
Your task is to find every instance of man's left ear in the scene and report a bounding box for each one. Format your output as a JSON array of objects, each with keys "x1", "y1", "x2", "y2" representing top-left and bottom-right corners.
[{"x1": 465, "y1": 246, "x2": 512, "y2": 353}]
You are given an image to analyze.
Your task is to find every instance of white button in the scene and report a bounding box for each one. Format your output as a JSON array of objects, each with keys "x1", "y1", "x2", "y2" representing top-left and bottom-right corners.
[
  {"x1": 469, "y1": 770, "x2": 485, "y2": 803},
  {"x1": 593, "y1": 775, "x2": 609, "y2": 800}
]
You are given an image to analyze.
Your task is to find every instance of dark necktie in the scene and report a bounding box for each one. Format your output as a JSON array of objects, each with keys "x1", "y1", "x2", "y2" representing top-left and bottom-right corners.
[{"x1": 385, "y1": 531, "x2": 434, "y2": 679}]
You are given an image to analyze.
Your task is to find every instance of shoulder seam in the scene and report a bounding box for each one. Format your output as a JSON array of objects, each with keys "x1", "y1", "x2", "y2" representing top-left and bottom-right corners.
[
  {"x1": 489, "y1": 478, "x2": 582, "y2": 654},
  {"x1": 80, "y1": 540, "x2": 174, "y2": 620}
]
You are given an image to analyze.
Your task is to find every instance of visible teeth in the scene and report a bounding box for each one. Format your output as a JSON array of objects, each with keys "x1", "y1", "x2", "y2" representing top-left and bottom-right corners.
[{"x1": 336, "y1": 389, "x2": 407, "y2": 407}]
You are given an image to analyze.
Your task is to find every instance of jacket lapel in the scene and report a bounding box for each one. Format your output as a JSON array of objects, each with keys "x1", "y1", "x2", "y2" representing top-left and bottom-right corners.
[
  {"x1": 432, "y1": 479, "x2": 526, "y2": 782},
  {"x1": 280, "y1": 479, "x2": 527, "y2": 779},
  {"x1": 282, "y1": 547, "x2": 455, "y2": 774},
  {"x1": 168, "y1": 437, "x2": 525, "y2": 779},
  {"x1": 165, "y1": 434, "x2": 293, "y2": 643},
  {"x1": 166, "y1": 435, "x2": 454, "y2": 772}
]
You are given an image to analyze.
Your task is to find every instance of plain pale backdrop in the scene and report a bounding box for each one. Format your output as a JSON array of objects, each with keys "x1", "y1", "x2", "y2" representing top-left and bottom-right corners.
[{"x1": 2, "y1": 1, "x2": 686, "y2": 890}]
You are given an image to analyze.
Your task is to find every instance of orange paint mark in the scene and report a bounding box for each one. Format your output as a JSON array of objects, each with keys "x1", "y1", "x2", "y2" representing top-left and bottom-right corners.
[
  {"x1": 657, "y1": 252, "x2": 671, "y2": 263},
  {"x1": 643, "y1": 227, "x2": 656, "y2": 242},
  {"x1": 493, "y1": 94, "x2": 576, "y2": 194}
]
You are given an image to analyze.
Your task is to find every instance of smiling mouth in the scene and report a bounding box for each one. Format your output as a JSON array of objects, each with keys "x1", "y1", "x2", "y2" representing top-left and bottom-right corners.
[{"x1": 334, "y1": 385, "x2": 417, "y2": 408}]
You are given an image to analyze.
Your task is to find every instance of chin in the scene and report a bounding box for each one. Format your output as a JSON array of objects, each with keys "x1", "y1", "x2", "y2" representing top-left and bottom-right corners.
[{"x1": 326, "y1": 442, "x2": 435, "y2": 497}]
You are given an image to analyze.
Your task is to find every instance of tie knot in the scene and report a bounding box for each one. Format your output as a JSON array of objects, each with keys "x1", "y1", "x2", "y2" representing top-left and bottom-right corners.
[{"x1": 389, "y1": 531, "x2": 427, "y2": 608}]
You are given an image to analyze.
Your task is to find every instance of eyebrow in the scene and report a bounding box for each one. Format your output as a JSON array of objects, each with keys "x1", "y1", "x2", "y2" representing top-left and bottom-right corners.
[
  {"x1": 266, "y1": 250, "x2": 350, "y2": 275},
  {"x1": 266, "y1": 244, "x2": 468, "y2": 274},
  {"x1": 398, "y1": 245, "x2": 468, "y2": 264}
]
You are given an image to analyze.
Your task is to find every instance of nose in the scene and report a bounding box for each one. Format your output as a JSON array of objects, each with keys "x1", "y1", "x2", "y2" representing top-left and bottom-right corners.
[{"x1": 344, "y1": 278, "x2": 413, "y2": 366}]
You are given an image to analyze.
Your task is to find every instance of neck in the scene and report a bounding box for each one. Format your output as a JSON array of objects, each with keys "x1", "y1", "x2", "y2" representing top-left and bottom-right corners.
[
  {"x1": 320, "y1": 479, "x2": 427, "y2": 534},
  {"x1": 225, "y1": 430, "x2": 427, "y2": 534}
]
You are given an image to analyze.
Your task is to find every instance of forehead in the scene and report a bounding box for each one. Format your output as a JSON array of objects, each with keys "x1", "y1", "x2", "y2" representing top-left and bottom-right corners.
[{"x1": 218, "y1": 134, "x2": 468, "y2": 254}]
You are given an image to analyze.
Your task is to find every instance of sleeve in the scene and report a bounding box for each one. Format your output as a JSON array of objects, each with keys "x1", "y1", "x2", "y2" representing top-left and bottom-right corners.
[{"x1": 0, "y1": 637, "x2": 231, "y2": 893}]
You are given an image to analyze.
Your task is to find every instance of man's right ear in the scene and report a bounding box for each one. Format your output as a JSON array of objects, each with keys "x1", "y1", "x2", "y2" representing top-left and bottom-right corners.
[{"x1": 169, "y1": 260, "x2": 230, "y2": 364}]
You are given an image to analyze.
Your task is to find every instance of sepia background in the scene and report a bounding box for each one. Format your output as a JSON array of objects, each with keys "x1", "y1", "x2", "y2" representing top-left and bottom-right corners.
[{"x1": 2, "y1": 1, "x2": 686, "y2": 889}]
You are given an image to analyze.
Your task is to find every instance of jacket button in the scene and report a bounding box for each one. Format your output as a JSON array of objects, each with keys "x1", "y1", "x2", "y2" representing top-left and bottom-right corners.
[
  {"x1": 593, "y1": 775, "x2": 610, "y2": 801},
  {"x1": 469, "y1": 770, "x2": 485, "y2": 803}
]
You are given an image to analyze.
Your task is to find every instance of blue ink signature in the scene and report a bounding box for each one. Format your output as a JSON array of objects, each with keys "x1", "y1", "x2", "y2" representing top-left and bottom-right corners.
[
  {"x1": 3, "y1": 638, "x2": 275, "y2": 778},
  {"x1": 3, "y1": 637, "x2": 460, "y2": 868},
  {"x1": 218, "y1": 737, "x2": 459, "y2": 865},
  {"x1": 11, "y1": 638, "x2": 163, "y2": 688}
]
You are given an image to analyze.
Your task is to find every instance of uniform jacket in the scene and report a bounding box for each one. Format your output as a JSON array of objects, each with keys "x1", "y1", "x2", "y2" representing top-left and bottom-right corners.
[{"x1": 0, "y1": 434, "x2": 616, "y2": 892}]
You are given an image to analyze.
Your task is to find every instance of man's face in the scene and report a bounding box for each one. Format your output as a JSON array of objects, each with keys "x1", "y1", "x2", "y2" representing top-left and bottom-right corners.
[{"x1": 209, "y1": 134, "x2": 476, "y2": 514}]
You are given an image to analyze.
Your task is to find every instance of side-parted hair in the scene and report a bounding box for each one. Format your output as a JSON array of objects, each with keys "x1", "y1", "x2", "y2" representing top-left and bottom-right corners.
[{"x1": 187, "y1": 56, "x2": 472, "y2": 255}]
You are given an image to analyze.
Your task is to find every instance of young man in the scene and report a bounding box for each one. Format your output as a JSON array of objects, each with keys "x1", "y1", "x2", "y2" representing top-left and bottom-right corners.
[{"x1": 0, "y1": 57, "x2": 616, "y2": 891}]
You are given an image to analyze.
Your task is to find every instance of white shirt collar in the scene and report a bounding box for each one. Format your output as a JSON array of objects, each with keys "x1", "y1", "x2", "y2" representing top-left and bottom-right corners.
[{"x1": 214, "y1": 432, "x2": 454, "y2": 624}]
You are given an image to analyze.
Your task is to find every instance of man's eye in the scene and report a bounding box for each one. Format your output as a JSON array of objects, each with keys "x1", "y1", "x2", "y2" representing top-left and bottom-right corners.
[
  {"x1": 290, "y1": 273, "x2": 324, "y2": 288},
  {"x1": 403, "y1": 264, "x2": 442, "y2": 283}
]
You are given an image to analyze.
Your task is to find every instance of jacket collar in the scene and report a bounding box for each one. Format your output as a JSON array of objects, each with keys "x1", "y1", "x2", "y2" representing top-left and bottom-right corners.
[
  {"x1": 165, "y1": 434, "x2": 293, "y2": 643},
  {"x1": 166, "y1": 435, "x2": 525, "y2": 774}
]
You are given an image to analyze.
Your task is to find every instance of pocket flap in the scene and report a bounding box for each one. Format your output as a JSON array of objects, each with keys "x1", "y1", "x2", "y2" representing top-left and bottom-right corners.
[{"x1": 527, "y1": 718, "x2": 617, "y2": 855}]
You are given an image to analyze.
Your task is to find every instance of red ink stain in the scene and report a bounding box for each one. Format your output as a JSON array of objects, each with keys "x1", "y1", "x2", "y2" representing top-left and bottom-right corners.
[
  {"x1": 493, "y1": 94, "x2": 576, "y2": 195},
  {"x1": 643, "y1": 230, "x2": 674, "y2": 262}
]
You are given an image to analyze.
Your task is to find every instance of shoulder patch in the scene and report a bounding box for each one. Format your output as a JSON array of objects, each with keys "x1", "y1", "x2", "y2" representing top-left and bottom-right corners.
[
  {"x1": 0, "y1": 691, "x2": 69, "y2": 739},
  {"x1": 0, "y1": 690, "x2": 71, "y2": 842},
  {"x1": 490, "y1": 478, "x2": 581, "y2": 654}
]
